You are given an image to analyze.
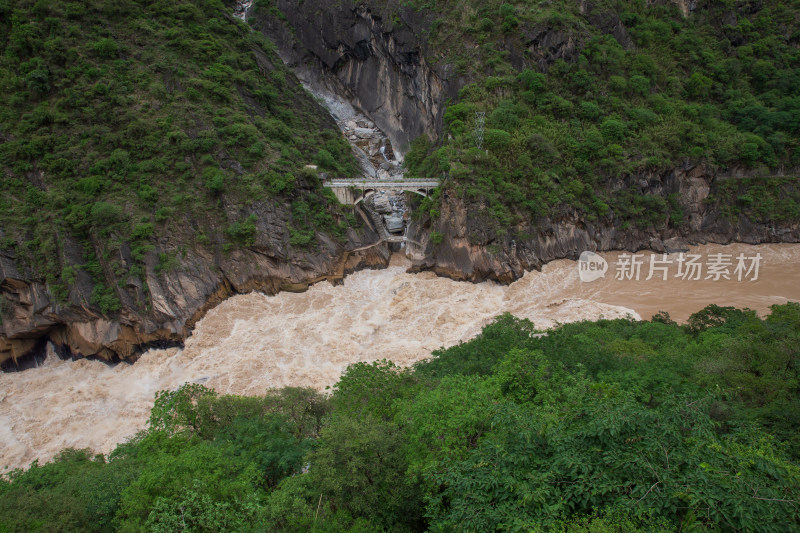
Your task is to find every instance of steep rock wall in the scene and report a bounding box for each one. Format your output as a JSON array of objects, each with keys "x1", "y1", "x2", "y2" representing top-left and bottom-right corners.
[
  {"x1": 250, "y1": 0, "x2": 462, "y2": 154},
  {"x1": 407, "y1": 165, "x2": 800, "y2": 283},
  {"x1": 4, "y1": 0, "x2": 799, "y2": 367},
  {"x1": 249, "y1": 1, "x2": 799, "y2": 283},
  {"x1": 1, "y1": 204, "x2": 390, "y2": 367}
]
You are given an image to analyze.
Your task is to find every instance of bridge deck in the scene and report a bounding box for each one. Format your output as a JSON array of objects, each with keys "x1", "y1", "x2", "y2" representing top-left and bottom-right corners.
[
  {"x1": 347, "y1": 235, "x2": 423, "y2": 253},
  {"x1": 324, "y1": 179, "x2": 440, "y2": 189}
]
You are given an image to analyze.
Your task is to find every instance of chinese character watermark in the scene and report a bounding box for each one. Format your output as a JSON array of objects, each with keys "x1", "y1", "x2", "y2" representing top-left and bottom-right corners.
[
  {"x1": 578, "y1": 251, "x2": 762, "y2": 283},
  {"x1": 615, "y1": 253, "x2": 644, "y2": 281}
]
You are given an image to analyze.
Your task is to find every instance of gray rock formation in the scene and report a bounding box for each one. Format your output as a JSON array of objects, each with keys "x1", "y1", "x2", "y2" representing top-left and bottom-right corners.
[
  {"x1": 339, "y1": 116, "x2": 405, "y2": 179},
  {"x1": 3, "y1": 1, "x2": 798, "y2": 368},
  {"x1": 367, "y1": 191, "x2": 408, "y2": 235},
  {"x1": 249, "y1": 0, "x2": 463, "y2": 154},
  {"x1": 384, "y1": 215, "x2": 405, "y2": 233},
  {"x1": 406, "y1": 164, "x2": 800, "y2": 283},
  {"x1": 1, "y1": 200, "x2": 391, "y2": 367}
]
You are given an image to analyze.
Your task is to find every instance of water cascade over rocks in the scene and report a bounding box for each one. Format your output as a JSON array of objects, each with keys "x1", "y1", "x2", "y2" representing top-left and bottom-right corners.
[{"x1": 232, "y1": 0, "x2": 252, "y2": 20}]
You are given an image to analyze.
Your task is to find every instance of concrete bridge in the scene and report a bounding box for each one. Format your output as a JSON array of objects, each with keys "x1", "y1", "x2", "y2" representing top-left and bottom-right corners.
[{"x1": 324, "y1": 179, "x2": 440, "y2": 205}]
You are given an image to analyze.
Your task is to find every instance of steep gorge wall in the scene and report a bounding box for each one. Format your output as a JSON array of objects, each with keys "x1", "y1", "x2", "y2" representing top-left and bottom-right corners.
[
  {"x1": 1, "y1": 202, "x2": 390, "y2": 367},
  {"x1": 252, "y1": 0, "x2": 800, "y2": 284},
  {"x1": 3, "y1": 0, "x2": 799, "y2": 367},
  {"x1": 250, "y1": 0, "x2": 461, "y2": 154},
  {"x1": 407, "y1": 165, "x2": 800, "y2": 283}
]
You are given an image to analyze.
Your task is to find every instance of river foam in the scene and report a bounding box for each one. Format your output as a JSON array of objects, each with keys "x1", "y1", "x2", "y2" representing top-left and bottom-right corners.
[{"x1": 2, "y1": 243, "x2": 799, "y2": 471}]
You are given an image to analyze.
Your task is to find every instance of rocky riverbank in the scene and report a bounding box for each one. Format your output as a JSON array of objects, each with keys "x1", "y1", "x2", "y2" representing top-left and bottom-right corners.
[
  {"x1": 407, "y1": 164, "x2": 800, "y2": 283},
  {"x1": 0, "y1": 210, "x2": 391, "y2": 368},
  {"x1": 5, "y1": 165, "x2": 798, "y2": 369}
]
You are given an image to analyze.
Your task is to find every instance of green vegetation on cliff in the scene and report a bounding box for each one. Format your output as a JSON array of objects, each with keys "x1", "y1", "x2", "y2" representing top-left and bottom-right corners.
[
  {"x1": 2, "y1": 0, "x2": 800, "y2": 322},
  {"x1": 2, "y1": 304, "x2": 799, "y2": 531},
  {"x1": 402, "y1": 0, "x2": 800, "y2": 232},
  {"x1": 0, "y1": 0, "x2": 357, "y2": 313}
]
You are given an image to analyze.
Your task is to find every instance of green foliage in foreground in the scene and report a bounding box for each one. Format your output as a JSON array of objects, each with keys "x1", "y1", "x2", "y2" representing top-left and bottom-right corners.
[{"x1": 2, "y1": 304, "x2": 800, "y2": 532}]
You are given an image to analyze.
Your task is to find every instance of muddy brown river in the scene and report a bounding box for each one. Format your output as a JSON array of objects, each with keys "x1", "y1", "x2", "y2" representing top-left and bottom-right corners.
[{"x1": 1, "y1": 243, "x2": 798, "y2": 471}]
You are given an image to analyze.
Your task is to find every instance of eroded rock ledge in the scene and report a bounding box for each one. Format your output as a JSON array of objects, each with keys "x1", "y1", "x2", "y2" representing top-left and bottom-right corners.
[
  {"x1": 1, "y1": 213, "x2": 390, "y2": 368},
  {"x1": 407, "y1": 164, "x2": 800, "y2": 283},
  {"x1": 250, "y1": 0, "x2": 462, "y2": 155}
]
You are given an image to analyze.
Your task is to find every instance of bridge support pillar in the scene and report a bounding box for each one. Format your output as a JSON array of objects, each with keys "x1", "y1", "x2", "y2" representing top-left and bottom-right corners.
[{"x1": 331, "y1": 187, "x2": 358, "y2": 205}]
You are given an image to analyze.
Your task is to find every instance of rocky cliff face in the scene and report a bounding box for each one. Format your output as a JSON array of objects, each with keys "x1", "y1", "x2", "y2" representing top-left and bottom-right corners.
[
  {"x1": 248, "y1": 0, "x2": 800, "y2": 283},
  {"x1": 407, "y1": 165, "x2": 800, "y2": 283},
  {"x1": 1, "y1": 203, "x2": 390, "y2": 367},
  {"x1": 250, "y1": 0, "x2": 462, "y2": 155},
  {"x1": 3, "y1": 0, "x2": 799, "y2": 368},
  {"x1": 2, "y1": 165, "x2": 797, "y2": 368}
]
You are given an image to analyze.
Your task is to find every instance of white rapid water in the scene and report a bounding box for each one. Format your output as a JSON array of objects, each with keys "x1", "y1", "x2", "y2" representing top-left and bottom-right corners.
[{"x1": 2, "y1": 244, "x2": 799, "y2": 472}]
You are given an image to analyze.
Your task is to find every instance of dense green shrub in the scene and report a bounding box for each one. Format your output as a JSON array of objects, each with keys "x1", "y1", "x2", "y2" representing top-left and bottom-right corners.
[
  {"x1": 0, "y1": 0, "x2": 359, "y2": 316},
  {"x1": 3, "y1": 304, "x2": 800, "y2": 531},
  {"x1": 483, "y1": 128, "x2": 511, "y2": 150},
  {"x1": 226, "y1": 214, "x2": 258, "y2": 246}
]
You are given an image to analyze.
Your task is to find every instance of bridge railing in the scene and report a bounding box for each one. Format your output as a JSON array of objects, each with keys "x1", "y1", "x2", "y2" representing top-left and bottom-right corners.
[{"x1": 323, "y1": 179, "x2": 440, "y2": 188}]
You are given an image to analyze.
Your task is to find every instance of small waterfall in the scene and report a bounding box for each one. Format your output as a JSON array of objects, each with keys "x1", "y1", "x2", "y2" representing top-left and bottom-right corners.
[
  {"x1": 296, "y1": 71, "x2": 410, "y2": 238},
  {"x1": 233, "y1": 0, "x2": 253, "y2": 21}
]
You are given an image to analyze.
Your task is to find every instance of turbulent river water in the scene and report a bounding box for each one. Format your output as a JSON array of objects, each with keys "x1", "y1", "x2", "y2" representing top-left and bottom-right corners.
[{"x1": 1, "y1": 243, "x2": 799, "y2": 471}]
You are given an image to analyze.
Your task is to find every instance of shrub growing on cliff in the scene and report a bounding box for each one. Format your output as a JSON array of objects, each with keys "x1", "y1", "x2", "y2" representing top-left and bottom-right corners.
[
  {"x1": 314, "y1": 148, "x2": 337, "y2": 171},
  {"x1": 0, "y1": 0, "x2": 359, "y2": 317},
  {"x1": 91, "y1": 284, "x2": 121, "y2": 315},
  {"x1": 226, "y1": 214, "x2": 259, "y2": 247},
  {"x1": 483, "y1": 129, "x2": 511, "y2": 151},
  {"x1": 389, "y1": 0, "x2": 800, "y2": 234}
]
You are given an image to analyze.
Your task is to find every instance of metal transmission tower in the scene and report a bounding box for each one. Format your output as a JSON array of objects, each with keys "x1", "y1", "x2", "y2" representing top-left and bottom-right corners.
[{"x1": 474, "y1": 112, "x2": 486, "y2": 149}]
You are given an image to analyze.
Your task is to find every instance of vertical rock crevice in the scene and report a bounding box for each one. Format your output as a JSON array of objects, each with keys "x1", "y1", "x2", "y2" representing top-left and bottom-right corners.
[{"x1": 250, "y1": 0, "x2": 459, "y2": 154}]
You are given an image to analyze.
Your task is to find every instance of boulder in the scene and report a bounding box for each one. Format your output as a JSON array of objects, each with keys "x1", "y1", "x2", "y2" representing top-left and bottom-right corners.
[
  {"x1": 373, "y1": 194, "x2": 392, "y2": 213},
  {"x1": 384, "y1": 215, "x2": 404, "y2": 233}
]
